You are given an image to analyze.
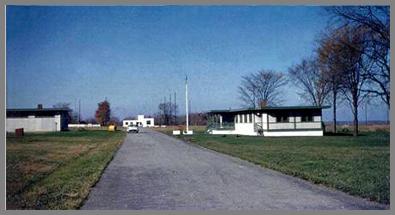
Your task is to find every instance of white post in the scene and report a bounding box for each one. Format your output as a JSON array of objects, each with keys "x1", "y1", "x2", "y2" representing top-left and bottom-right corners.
[
  {"x1": 185, "y1": 76, "x2": 189, "y2": 132},
  {"x1": 219, "y1": 115, "x2": 223, "y2": 128}
]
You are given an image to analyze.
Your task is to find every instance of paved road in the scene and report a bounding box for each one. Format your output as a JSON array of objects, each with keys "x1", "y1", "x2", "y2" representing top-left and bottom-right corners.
[{"x1": 82, "y1": 128, "x2": 387, "y2": 210}]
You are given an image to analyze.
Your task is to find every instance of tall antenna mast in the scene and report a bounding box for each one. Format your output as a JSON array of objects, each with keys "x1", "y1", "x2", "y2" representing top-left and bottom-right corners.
[
  {"x1": 185, "y1": 75, "x2": 189, "y2": 132},
  {"x1": 174, "y1": 92, "x2": 177, "y2": 125},
  {"x1": 169, "y1": 93, "x2": 172, "y2": 125},
  {"x1": 78, "y1": 99, "x2": 81, "y2": 123},
  {"x1": 164, "y1": 96, "x2": 166, "y2": 125}
]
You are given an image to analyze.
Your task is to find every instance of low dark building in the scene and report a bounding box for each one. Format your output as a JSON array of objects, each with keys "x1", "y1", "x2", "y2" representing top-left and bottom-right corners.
[{"x1": 6, "y1": 104, "x2": 71, "y2": 132}]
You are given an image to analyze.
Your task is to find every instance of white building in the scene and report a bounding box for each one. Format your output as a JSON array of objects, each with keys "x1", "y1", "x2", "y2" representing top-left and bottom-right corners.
[
  {"x1": 207, "y1": 106, "x2": 329, "y2": 137},
  {"x1": 6, "y1": 105, "x2": 70, "y2": 132},
  {"x1": 123, "y1": 115, "x2": 155, "y2": 127}
]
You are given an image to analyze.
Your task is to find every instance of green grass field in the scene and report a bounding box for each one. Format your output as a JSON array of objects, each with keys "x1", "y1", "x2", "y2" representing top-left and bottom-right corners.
[
  {"x1": 6, "y1": 130, "x2": 126, "y2": 209},
  {"x1": 158, "y1": 127, "x2": 389, "y2": 205}
]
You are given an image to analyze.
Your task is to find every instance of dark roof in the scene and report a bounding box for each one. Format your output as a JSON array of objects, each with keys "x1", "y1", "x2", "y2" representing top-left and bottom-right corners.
[
  {"x1": 123, "y1": 117, "x2": 136, "y2": 120},
  {"x1": 7, "y1": 108, "x2": 71, "y2": 112},
  {"x1": 7, "y1": 108, "x2": 71, "y2": 118},
  {"x1": 209, "y1": 105, "x2": 330, "y2": 114}
]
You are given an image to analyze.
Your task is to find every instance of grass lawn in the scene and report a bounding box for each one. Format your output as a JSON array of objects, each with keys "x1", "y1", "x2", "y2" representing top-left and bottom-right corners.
[
  {"x1": 6, "y1": 130, "x2": 126, "y2": 209},
  {"x1": 156, "y1": 127, "x2": 390, "y2": 205}
]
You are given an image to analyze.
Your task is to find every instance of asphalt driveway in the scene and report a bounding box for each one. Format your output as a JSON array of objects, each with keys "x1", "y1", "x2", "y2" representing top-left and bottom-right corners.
[{"x1": 82, "y1": 128, "x2": 386, "y2": 210}]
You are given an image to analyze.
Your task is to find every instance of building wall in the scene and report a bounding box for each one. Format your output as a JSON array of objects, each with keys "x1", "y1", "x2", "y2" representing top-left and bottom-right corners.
[
  {"x1": 123, "y1": 116, "x2": 155, "y2": 127},
  {"x1": 210, "y1": 111, "x2": 324, "y2": 136},
  {"x1": 234, "y1": 123, "x2": 257, "y2": 136},
  {"x1": 6, "y1": 115, "x2": 61, "y2": 132},
  {"x1": 210, "y1": 130, "x2": 236, "y2": 135},
  {"x1": 263, "y1": 130, "x2": 323, "y2": 137},
  {"x1": 295, "y1": 122, "x2": 321, "y2": 129}
]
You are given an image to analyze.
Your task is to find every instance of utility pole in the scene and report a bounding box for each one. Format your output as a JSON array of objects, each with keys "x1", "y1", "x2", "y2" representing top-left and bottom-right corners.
[
  {"x1": 79, "y1": 99, "x2": 81, "y2": 123},
  {"x1": 185, "y1": 75, "x2": 189, "y2": 132},
  {"x1": 169, "y1": 93, "x2": 172, "y2": 125},
  {"x1": 164, "y1": 96, "x2": 166, "y2": 125},
  {"x1": 189, "y1": 99, "x2": 191, "y2": 125},
  {"x1": 174, "y1": 92, "x2": 177, "y2": 125},
  {"x1": 74, "y1": 98, "x2": 77, "y2": 123}
]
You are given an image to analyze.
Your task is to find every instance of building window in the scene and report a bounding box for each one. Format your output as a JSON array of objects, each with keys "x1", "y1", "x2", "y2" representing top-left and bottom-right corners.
[
  {"x1": 147, "y1": 120, "x2": 151, "y2": 125},
  {"x1": 125, "y1": 122, "x2": 129, "y2": 125},
  {"x1": 276, "y1": 116, "x2": 289, "y2": 123},
  {"x1": 244, "y1": 114, "x2": 247, "y2": 123},
  {"x1": 301, "y1": 115, "x2": 314, "y2": 122},
  {"x1": 249, "y1": 114, "x2": 252, "y2": 123}
]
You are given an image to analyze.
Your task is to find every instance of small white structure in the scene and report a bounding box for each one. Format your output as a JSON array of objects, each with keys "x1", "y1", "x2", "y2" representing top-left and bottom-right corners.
[
  {"x1": 207, "y1": 106, "x2": 329, "y2": 137},
  {"x1": 172, "y1": 130, "x2": 181, "y2": 135},
  {"x1": 123, "y1": 115, "x2": 154, "y2": 128},
  {"x1": 6, "y1": 105, "x2": 70, "y2": 132}
]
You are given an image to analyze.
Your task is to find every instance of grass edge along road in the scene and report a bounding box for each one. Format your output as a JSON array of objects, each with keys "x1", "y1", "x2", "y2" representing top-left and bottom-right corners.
[
  {"x1": 154, "y1": 126, "x2": 390, "y2": 205},
  {"x1": 6, "y1": 130, "x2": 126, "y2": 209}
]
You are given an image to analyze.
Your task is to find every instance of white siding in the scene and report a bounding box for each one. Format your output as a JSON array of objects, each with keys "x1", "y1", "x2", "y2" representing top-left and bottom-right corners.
[
  {"x1": 210, "y1": 111, "x2": 324, "y2": 137},
  {"x1": 234, "y1": 123, "x2": 257, "y2": 136},
  {"x1": 210, "y1": 130, "x2": 236, "y2": 135},
  {"x1": 296, "y1": 122, "x2": 322, "y2": 129},
  {"x1": 7, "y1": 115, "x2": 61, "y2": 132},
  {"x1": 268, "y1": 115, "x2": 276, "y2": 123},
  {"x1": 264, "y1": 130, "x2": 323, "y2": 136},
  {"x1": 268, "y1": 122, "x2": 295, "y2": 130},
  {"x1": 123, "y1": 115, "x2": 155, "y2": 127}
]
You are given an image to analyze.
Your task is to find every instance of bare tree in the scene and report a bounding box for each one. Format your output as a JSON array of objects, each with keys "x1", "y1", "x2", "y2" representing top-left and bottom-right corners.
[
  {"x1": 327, "y1": 6, "x2": 390, "y2": 109},
  {"x1": 238, "y1": 75, "x2": 258, "y2": 108},
  {"x1": 238, "y1": 70, "x2": 287, "y2": 108},
  {"x1": 288, "y1": 58, "x2": 330, "y2": 107},
  {"x1": 158, "y1": 102, "x2": 178, "y2": 125},
  {"x1": 317, "y1": 29, "x2": 347, "y2": 133},
  {"x1": 189, "y1": 112, "x2": 208, "y2": 126},
  {"x1": 331, "y1": 26, "x2": 368, "y2": 136}
]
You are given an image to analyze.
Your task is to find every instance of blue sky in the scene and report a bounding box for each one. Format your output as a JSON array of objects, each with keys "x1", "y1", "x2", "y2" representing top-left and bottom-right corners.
[{"x1": 6, "y1": 6, "x2": 389, "y2": 121}]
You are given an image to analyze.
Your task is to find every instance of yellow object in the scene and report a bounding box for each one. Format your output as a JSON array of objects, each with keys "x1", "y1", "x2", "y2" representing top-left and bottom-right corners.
[{"x1": 108, "y1": 125, "x2": 116, "y2": 131}]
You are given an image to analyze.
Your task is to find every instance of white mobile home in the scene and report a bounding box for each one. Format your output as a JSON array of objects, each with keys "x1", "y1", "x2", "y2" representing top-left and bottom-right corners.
[
  {"x1": 123, "y1": 115, "x2": 155, "y2": 127},
  {"x1": 207, "y1": 106, "x2": 329, "y2": 136}
]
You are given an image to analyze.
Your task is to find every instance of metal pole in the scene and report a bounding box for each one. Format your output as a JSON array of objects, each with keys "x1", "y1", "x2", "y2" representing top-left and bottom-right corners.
[
  {"x1": 78, "y1": 99, "x2": 81, "y2": 123},
  {"x1": 169, "y1": 93, "x2": 172, "y2": 125},
  {"x1": 174, "y1": 92, "x2": 177, "y2": 125},
  {"x1": 164, "y1": 96, "x2": 166, "y2": 125},
  {"x1": 185, "y1": 76, "x2": 189, "y2": 132}
]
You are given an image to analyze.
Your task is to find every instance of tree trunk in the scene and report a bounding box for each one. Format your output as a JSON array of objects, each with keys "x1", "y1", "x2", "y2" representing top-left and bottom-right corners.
[
  {"x1": 333, "y1": 90, "x2": 337, "y2": 133},
  {"x1": 387, "y1": 106, "x2": 390, "y2": 125},
  {"x1": 353, "y1": 96, "x2": 359, "y2": 137}
]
